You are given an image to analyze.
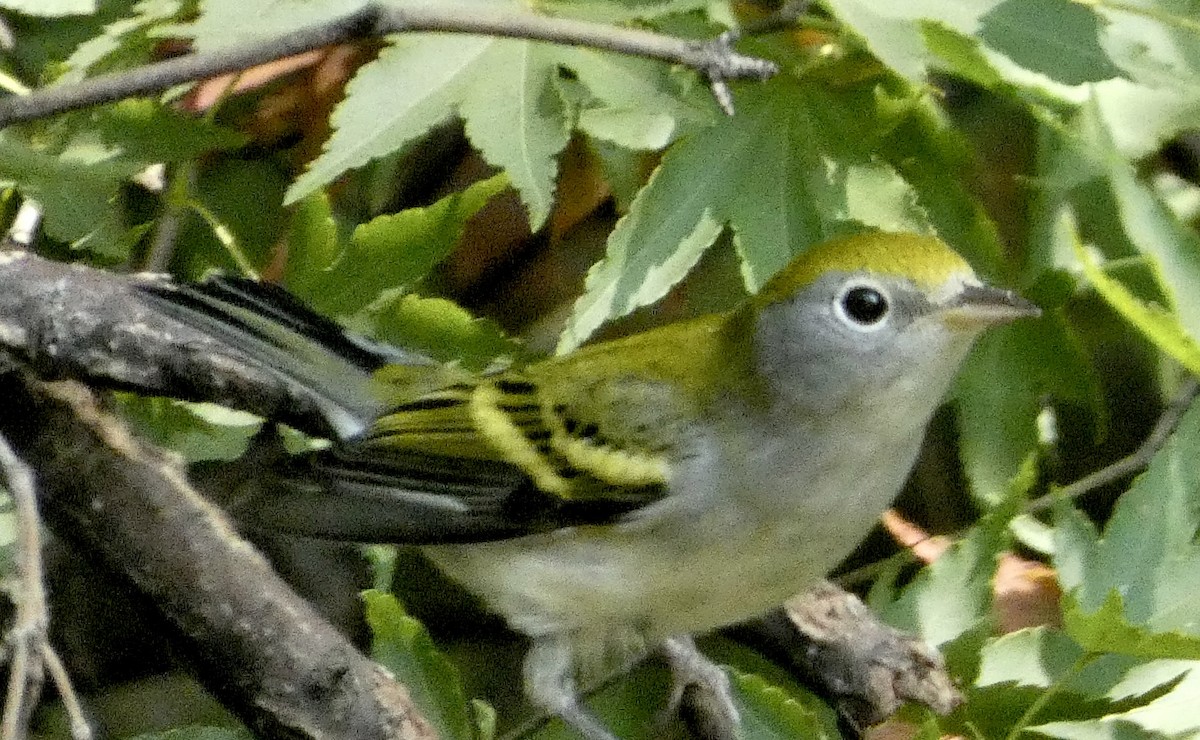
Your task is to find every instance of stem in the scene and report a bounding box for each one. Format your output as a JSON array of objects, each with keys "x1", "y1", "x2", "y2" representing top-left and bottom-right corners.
[
  {"x1": 1026, "y1": 377, "x2": 1200, "y2": 513},
  {"x1": 0, "y1": 2, "x2": 777, "y2": 126}
]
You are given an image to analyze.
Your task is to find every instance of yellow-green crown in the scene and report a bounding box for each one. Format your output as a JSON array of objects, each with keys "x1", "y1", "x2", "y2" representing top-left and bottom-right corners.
[{"x1": 754, "y1": 232, "x2": 974, "y2": 306}]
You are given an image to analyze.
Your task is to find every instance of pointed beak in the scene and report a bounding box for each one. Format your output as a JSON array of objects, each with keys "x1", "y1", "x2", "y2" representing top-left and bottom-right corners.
[{"x1": 938, "y1": 283, "x2": 1041, "y2": 330}]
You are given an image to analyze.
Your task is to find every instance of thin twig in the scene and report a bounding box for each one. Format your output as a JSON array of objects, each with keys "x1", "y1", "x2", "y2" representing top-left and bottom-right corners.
[
  {"x1": 0, "y1": 3, "x2": 777, "y2": 127},
  {"x1": 40, "y1": 645, "x2": 93, "y2": 740},
  {"x1": 1026, "y1": 377, "x2": 1200, "y2": 513},
  {"x1": 0, "y1": 431, "x2": 50, "y2": 740}
]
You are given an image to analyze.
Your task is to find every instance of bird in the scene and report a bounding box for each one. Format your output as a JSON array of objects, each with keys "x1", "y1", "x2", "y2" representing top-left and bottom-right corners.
[{"x1": 137, "y1": 231, "x2": 1040, "y2": 739}]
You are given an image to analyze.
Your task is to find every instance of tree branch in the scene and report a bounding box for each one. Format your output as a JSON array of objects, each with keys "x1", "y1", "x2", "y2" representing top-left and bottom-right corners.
[
  {"x1": 1025, "y1": 376, "x2": 1200, "y2": 513},
  {"x1": 0, "y1": 2, "x2": 778, "y2": 126},
  {"x1": 0, "y1": 373, "x2": 433, "y2": 739},
  {"x1": 0, "y1": 249, "x2": 338, "y2": 438}
]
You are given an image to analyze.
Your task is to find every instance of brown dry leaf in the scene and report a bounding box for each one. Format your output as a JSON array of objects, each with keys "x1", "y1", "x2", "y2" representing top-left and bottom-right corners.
[
  {"x1": 881, "y1": 509, "x2": 953, "y2": 564},
  {"x1": 181, "y1": 50, "x2": 331, "y2": 113},
  {"x1": 992, "y1": 552, "x2": 1062, "y2": 633}
]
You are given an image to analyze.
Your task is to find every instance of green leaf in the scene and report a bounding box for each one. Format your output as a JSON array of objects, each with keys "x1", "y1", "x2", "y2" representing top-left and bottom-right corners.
[
  {"x1": 1032, "y1": 719, "x2": 1174, "y2": 740},
  {"x1": 977, "y1": 0, "x2": 1122, "y2": 86},
  {"x1": 883, "y1": 458, "x2": 1032, "y2": 648},
  {"x1": 1061, "y1": 591, "x2": 1200, "y2": 660},
  {"x1": 1033, "y1": 662, "x2": 1200, "y2": 738},
  {"x1": 113, "y1": 395, "x2": 261, "y2": 463},
  {"x1": 1075, "y1": 96, "x2": 1200, "y2": 348},
  {"x1": 536, "y1": 0, "x2": 707, "y2": 24},
  {"x1": 1054, "y1": 396, "x2": 1200, "y2": 652},
  {"x1": 880, "y1": 517, "x2": 1003, "y2": 648},
  {"x1": 975, "y1": 627, "x2": 1089, "y2": 691},
  {"x1": 954, "y1": 314, "x2": 1101, "y2": 504},
  {"x1": 920, "y1": 21, "x2": 1007, "y2": 90},
  {"x1": 60, "y1": 0, "x2": 181, "y2": 82},
  {"x1": 1072, "y1": 238, "x2": 1200, "y2": 376},
  {"x1": 0, "y1": 131, "x2": 143, "y2": 255},
  {"x1": 283, "y1": 191, "x2": 341, "y2": 302},
  {"x1": 365, "y1": 590, "x2": 475, "y2": 740},
  {"x1": 0, "y1": 0, "x2": 96, "y2": 15},
  {"x1": 325, "y1": 174, "x2": 507, "y2": 315},
  {"x1": 367, "y1": 293, "x2": 517, "y2": 371},
  {"x1": 731, "y1": 670, "x2": 839, "y2": 739},
  {"x1": 557, "y1": 75, "x2": 931, "y2": 351},
  {"x1": 286, "y1": 33, "x2": 569, "y2": 228},
  {"x1": 560, "y1": 46, "x2": 711, "y2": 150},
  {"x1": 173, "y1": 158, "x2": 290, "y2": 277},
  {"x1": 285, "y1": 173, "x2": 505, "y2": 318},
  {"x1": 181, "y1": 0, "x2": 365, "y2": 52},
  {"x1": 93, "y1": 100, "x2": 247, "y2": 162},
  {"x1": 1089, "y1": 0, "x2": 1200, "y2": 157}
]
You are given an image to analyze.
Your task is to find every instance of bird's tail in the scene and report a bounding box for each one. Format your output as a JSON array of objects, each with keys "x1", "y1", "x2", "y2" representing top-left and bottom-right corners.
[{"x1": 137, "y1": 275, "x2": 432, "y2": 440}]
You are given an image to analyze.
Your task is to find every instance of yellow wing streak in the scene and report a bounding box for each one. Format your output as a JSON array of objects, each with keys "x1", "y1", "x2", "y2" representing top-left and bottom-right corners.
[
  {"x1": 541, "y1": 405, "x2": 669, "y2": 487},
  {"x1": 468, "y1": 382, "x2": 569, "y2": 495}
]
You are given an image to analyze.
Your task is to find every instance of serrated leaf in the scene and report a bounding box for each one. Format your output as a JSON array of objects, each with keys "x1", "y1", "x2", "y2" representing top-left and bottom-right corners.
[
  {"x1": 181, "y1": 0, "x2": 365, "y2": 52},
  {"x1": 61, "y1": 0, "x2": 181, "y2": 82},
  {"x1": 283, "y1": 191, "x2": 340, "y2": 302},
  {"x1": 1034, "y1": 662, "x2": 1200, "y2": 738},
  {"x1": 93, "y1": 100, "x2": 247, "y2": 161},
  {"x1": 1062, "y1": 591, "x2": 1200, "y2": 661},
  {"x1": 286, "y1": 33, "x2": 569, "y2": 228},
  {"x1": 1072, "y1": 239, "x2": 1200, "y2": 376},
  {"x1": 1090, "y1": 0, "x2": 1200, "y2": 156},
  {"x1": 729, "y1": 670, "x2": 838, "y2": 740},
  {"x1": 558, "y1": 75, "x2": 932, "y2": 351},
  {"x1": 174, "y1": 158, "x2": 289, "y2": 277},
  {"x1": 976, "y1": 628, "x2": 1088, "y2": 691},
  {"x1": 0, "y1": 131, "x2": 143, "y2": 255},
  {"x1": 365, "y1": 590, "x2": 475, "y2": 740},
  {"x1": 883, "y1": 458, "x2": 1033, "y2": 646},
  {"x1": 1054, "y1": 396, "x2": 1200, "y2": 652},
  {"x1": 291, "y1": 174, "x2": 507, "y2": 317},
  {"x1": 368, "y1": 293, "x2": 517, "y2": 371},
  {"x1": 535, "y1": 0, "x2": 707, "y2": 24},
  {"x1": 1032, "y1": 718, "x2": 1175, "y2": 740},
  {"x1": 1076, "y1": 96, "x2": 1200, "y2": 348},
  {"x1": 920, "y1": 21, "x2": 1007, "y2": 90}
]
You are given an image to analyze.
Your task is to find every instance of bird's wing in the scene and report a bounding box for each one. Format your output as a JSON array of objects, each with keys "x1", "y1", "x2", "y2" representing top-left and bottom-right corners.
[
  {"x1": 138, "y1": 275, "x2": 687, "y2": 543},
  {"x1": 266, "y1": 369, "x2": 686, "y2": 543}
]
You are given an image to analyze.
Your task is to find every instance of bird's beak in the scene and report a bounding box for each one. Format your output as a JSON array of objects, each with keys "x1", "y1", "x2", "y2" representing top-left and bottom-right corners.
[{"x1": 938, "y1": 283, "x2": 1042, "y2": 329}]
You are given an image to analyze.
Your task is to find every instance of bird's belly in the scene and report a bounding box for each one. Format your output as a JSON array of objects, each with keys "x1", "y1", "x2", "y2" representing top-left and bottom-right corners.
[{"x1": 423, "y1": 427, "x2": 923, "y2": 640}]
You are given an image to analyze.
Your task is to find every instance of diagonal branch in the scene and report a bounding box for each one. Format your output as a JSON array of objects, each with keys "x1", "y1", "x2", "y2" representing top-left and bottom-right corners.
[
  {"x1": 0, "y1": 2, "x2": 778, "y2": 126},
  {"x1": 0, "y1": 373, "x2": 433, "y2": 740}
]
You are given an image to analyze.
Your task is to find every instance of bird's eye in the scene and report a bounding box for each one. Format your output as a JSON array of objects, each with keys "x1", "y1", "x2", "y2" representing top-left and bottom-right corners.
[{"x1": 838, "y1": 285, "x2": 889, "y2": 327}]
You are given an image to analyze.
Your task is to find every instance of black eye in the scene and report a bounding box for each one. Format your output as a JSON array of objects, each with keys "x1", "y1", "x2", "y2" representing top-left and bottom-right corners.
[{"x1": 841, "y1": 286, "x2": 889, "y2": 325}]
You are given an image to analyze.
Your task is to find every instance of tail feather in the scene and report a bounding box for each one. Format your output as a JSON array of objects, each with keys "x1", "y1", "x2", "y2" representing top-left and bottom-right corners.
[{"x1": 138, "y1": 276, "x2": 431, "y2": 439}]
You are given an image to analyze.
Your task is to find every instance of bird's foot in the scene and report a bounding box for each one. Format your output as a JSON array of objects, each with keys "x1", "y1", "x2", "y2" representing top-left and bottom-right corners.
[
  {"x1": 524, "y1": 634, "x2": 621, "y2": 740},
  {"x1": 660, "y1": 635, "x2": 741, "y2": 740}
]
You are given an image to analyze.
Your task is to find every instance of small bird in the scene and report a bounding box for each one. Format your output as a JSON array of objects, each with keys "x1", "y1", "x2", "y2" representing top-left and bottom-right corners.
[{"x1": 139, "y1": 231, "x2": 1039, "y2": 739}]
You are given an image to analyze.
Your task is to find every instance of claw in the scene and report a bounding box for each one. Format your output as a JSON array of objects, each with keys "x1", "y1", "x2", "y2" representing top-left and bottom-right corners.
[{"x1": 661, "y1": 636, "x2": 741, "y2": 740}]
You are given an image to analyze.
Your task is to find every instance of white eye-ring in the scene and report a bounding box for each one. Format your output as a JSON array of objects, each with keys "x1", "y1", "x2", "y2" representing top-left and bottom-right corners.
[{"x1": 834, "y1": 280, "x2": 891, "y2": 331}]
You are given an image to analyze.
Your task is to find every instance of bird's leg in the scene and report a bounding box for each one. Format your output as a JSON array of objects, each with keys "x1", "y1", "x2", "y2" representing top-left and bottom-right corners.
[
  {"x1": 661, "y1": 635, "x2": 741, "y2": 740},
  {"x1": 524, "y1": 634, "x2": 619, "y2": 740}
]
